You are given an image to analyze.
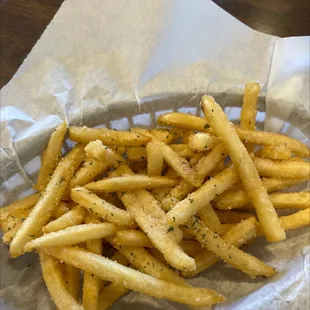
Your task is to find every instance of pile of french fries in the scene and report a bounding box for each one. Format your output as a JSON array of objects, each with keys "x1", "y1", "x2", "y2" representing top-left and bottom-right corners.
[{"x1": 1, "y1": 82, "x2": 310, "y2": 309}]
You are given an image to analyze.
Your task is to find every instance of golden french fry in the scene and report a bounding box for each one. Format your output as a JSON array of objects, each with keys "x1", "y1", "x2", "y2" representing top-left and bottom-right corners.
[
  {"x1": 253, "y1": 157, "x2": 310, "y2": 179},
  {"x1": 183, "y1": 217, "x2": 257, "y2": 277},
  {"x1": 240, "y1": 82, "x2": 260, "y2": 153},
  {"x1": 146, "y1": 142, "x2": 164, "y2": 176},
  {"x1": 257, "y1": 208, "x2": 310, "y2": 236},
  {"x1": 69, "y1": 126, "x2": 150, "y2": 146},
  {"x1": 197, "y1": 203, "x2": 222, "y2": 233},
  {"x1": 25, "y1": 223, "x2": 119, "y2": 251},
  {"x1": 64, "y1": 264, "x2": 80, "y2": 300},
  {"x1": 39, "y1": 252, "x2": 83, "y2": 310},
  {"x1": 113, "y1": 230, "x2": 153, "y2": 248},
  {"x1": 3, "y1": 223, "x2": 23, "y2": 244},
  {"x1": 53, "y1": 201, "x2": 71, "y2": 218},
  {"x1": 215, "y1": 210, "x2": 254, "y2": 224},
  {"x1": 43, "y1": 246, "x2": 225, "y2": 307},
  {"x1": 201, "y1": 96, "x2": 285, "y2": 242},
  {"x1": 42, "y1": 206, "x2": 85, "y2": 233},
  {"x1": 166, "y1": 167, "x2": 239, "y2": 226},
  {"x1": 255, "y1": 145, "x2": 292, "y2": 160},
  {"x1": 10, "y1": 145, "x2": 85, "y2": 257},
  {"x1": 1, "y1": 209, "x2": 31, "y2": 233},
  {"x1": 131, "y1": 127, "x2": 174, "y2": 144},
  {"x1": 155, "y1": 141, "x2": 201, "y2": 187},
  {"x1": 71, "y1": 187, "x2": 134, "y2": 226},
  {"x1": 188, "y1": 132, "x2": 221, "y2": 152},
  {"x1": 169, "y1": 144, "x2": 196, "y2": 158},
  {"x1": 268, "y1": 192, "x2": 310, "y2": 209},
  {"x1": 127, "y1": 147, "x2": 146, "y2": 161},
  {"x1": 83, "y1": 213, "x2": 103, "y2": 310},
  {"x1": 157, "y1": 112, "x2": 210, "y2": 132},
  {"x1": 148, "y1": 248, "x2": 168, "y2": 265},
  {"x1": 185, "y1": 216, "x2": 275, "y2": 277},
  {"x1": 180, "y1": 240, "x2": 204, "y2": 257},
  {"x1": 214, "y1": 178, "x2": 307, "y2": 210},
  {"x1": 36, "y1": 123, "x2": 67, "y2": 191}
]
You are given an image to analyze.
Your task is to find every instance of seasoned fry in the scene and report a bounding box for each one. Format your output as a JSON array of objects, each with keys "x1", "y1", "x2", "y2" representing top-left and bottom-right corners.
[
  {"x1": 268, "y1": 192, "x2": 310, "y2": 209},
  {"x1": 39, "y1": 252, "x2": 83, "y2": 310},
  {"x1": 146, "y1": 142, "x2": 164, "y2": 176},
  {"x1": 155, "y1": 141, "x2": 201, "y2": 187},
  {"x1": 257, "y1": 208, "x2": 310, "y2": 236},
  {"x1": 64, "y1": 264, "x2": 80, "y2": 300},
  {"x1": 188, "y1": 132, "x2": 221, "y2": 152},
  {"x1": 183, "y1": 217, "x2": 257, "y2": 277},
  {"x1": 215, "y1": 210, "x2": 254, "y2": 224},
  {"x1": 127, "y1": 147, "x2": 147, "y2": 161},
  {"x1": 44, "y1": 246, "x2": 225, "y2": 307},
  {"x1": 83, "y1": 213, "x2": 103, "y2": 310},
  {"x1": 201, "y1": 96, "x2": 285, "y2": 242},
  {"x1": 157, "y1": 112, "x2": 210, "y2": 132},
  {"x1": 180, "y1": 240, "x2": 204, "y2": 257},
  {"x1": 214, "y1": 178, "x2": 307, "y2": 210},
  {"x1": 131, "y1": 127, "x2": 174, "y2": 144},
  {"x1": 240, "y1": 82, "x2": 260, "y2": 153},
  {"x1": 197, "y1": 203, "x2": 222, "y2": 233},
  {"x1": 25, "y1": 223, "x2": 119, "y2": 251},
  {"x1": 255, "y1": 145, "x2": 292, "y2": 160},
  {"x1": 3, "y1": 223, "x2": 23, "y2": 244},
  {"x1": 10, "y1": 145, "x2": 85, "y2": 257},
  {"x1": 113, "y1": 230, "x2": 153, "y2": 248},
  {"x1": 69, "y1": 126, "x2": 150, "y2": 146},
  {"x1": 185, "y1": 216, "x2": 275, "y2": 277},
  {"x1": 169, "y1": 144, "x2": 196, "y2": 158},
  {"x1": 36, "y1": 122, "x2": 67, "y2": 191},
  {"x1": 43, "y1": 206, "x2": 85, "y2": 233},
  {"x1": 253, "y1": 157, "x2": 310, "y2": 179},
  {"x1": 166, "y1": 167, "x2": 239, "y2": 226},
  {"x1": 71, "y1": 187, "x2": 134, "y2": 226}
]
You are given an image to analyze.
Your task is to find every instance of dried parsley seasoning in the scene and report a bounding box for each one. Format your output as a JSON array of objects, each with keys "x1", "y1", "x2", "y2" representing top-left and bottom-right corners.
[{"x1": 167, "y1": 226, "x2": 174, "y2": 233}]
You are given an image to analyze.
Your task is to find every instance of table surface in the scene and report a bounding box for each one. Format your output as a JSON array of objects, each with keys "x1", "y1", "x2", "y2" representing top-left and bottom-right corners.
[{"x1": 1, "y1": 0, "x2": 309, "y2": 89}]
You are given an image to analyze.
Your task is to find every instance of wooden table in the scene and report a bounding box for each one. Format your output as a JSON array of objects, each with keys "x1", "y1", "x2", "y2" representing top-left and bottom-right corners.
[{"x1": 1, "y1": 0, "x2": 309, "y2": 88}]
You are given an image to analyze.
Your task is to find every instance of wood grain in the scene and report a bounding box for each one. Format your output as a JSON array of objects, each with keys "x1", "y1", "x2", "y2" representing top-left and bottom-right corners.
[{"x1": 1, "y1": 0, "x2": 309, "y2": 88}]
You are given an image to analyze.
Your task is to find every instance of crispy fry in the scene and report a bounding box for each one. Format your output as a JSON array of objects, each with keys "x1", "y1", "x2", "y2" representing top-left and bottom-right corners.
[
  {"x1": 255, "y1": 145, "x2": 292, "y2": 160},
  {"x1": 25, "y1": 223, "x2": 119, "y2": 251},
  {"x1": 113, "y1": 230, "x2": 153, "y2": 248},
  {"x1": 43, "y1": 206, "x2": 85, "y2": 233},
  {"x1": 36, "y1": 123, "x2": 67, "y2": 191},
  {"x1": 183, "y1": 217, "x2": 257, "y2": 277},
  {"x1": 185, "y1": 216, "x2": 275, "y2": 277},
  {"x1": 166, "y1": 167, "x2": 239, "y2": 226},
  {"x1": 214, "y1": 178, "x2": 307, "y2": 210},
  {"x1": 39, "y1": 252, "x2": 83, "y2": 310},
  {"x1": 157, "y1": 112, "x2": 210, "y2": 132},
  {"x1": 253, "y1": 157, "x2": 310, "y2": 179},
  {"x1": 155, "y1": 141, "x2": 201, "y2": 187},
  {"x1": 131, "y1": 127, "x2": 174, "y2": 144},
  {"x1": 180, "y1": 240, "x2": 204, "y2": 257},
  {"x1": 127, "y1": 147, "x2": 146, "y2": 161},
  {"x1": 69, "y1": 126, "x2": 150, "y2": 146},
  {"x1": 43, "y1": 247, "x2": 225, "y2": 307},
  {"x1": 215, "y1": 210, "x2": 254, "y2": 224},
  {"x1": 240, "y1": 82, "x2": 260, "y2": 153},
  {"x1": 268, "y1": 192, "x2": 310, "y2": 209},
  {"x1": 197, "y1": 203, "x2": 222, "y2": 233},
  {"x1": 10, "y1": 145, "x2": 85, "y2": 257},
  {"x1": 146, "y1": 142, "x2": 164, "y2": 176},
  {"x1": 168, "y1": 144, "x2": 196, "y2": 158},
  {"x1": 64, "y1": 264, "x2": 80, "y2": 300},
  {"x1": 188, "y1": 132, "x2": 221, "y2": 152},
  {"x1": 71, "y1": 187, "x2": 134, "y2": 226},
  {"x1": 85, "y1": 175, "x2": 176, "y2": 192},
  {"x1": 201, "y1": 96, "x2": 285, "y2": 242}
]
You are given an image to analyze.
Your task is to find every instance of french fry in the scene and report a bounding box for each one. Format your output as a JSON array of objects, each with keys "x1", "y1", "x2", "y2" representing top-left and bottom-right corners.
[
  {"x1": 69, "y1": 126, "x2": 151, "y2": 146},
  {"x1": 127, "y1": 147, "x2": 146, "y2": 161},
  {"x1": 255, "y1": 145, "x2": 292, "y2": 160},
  {"x1": 25, "y1": 223, "x2": 119, "y2": 251},
  {"x1": 268, "y1": 192, "x2": 310, "y2": 209},
  {"x1": 148, "y1": 248, "x2": 168, "y2": 265},
  {"x1": 10, "y1": 145, "x2": 86, "y2": 257},
  {"x1": 214, "y1": 177, "x2": 307, "y2": 210},
  {"x1": 64, "y1": 264, "x2": 80, "y2": 300},
  {"x1": 3, "y1": 223, "x2": 22, "y2": 244},
  {"x1": 240, "y1": 82, "x2": 260, "y2": 153},
  {"x1": 36, "y1": 123, "x2": 67, "y2": 191},
  {"x1": 83, "y1": 213, "x2": 103, "y2": 310},
  {"x1": 146, "y1": 142, "x2": 164, "y2": 176},
  {"x1": 166, "y1": 167, "x2": 239, "y2": 226},
  {"x1": 96, "y1": 192, "x2": 125, "y2": 210},
  {"x1": 253, "y1": 157, "x2": 310, "y2": 179},
  {"x1": 185, "y1": 216, "x2": 275, "y2": 277},
  {"x1": 183, "y1": 217, "x2": 257, "y2": 277},
  {"x1": 188, "y1": 132, "x2": 221, "y2": 152},
  {"x1": 155, "y1": 140, "x2": 201, "y2": 187},
  {"x1": 215, "y1": 210, "x2": 254, "y2": 224},
  {"x1": 169, "y1": 144, "x2": 196, "y2": 158},
  {"x1": 131, "y1": 127, "x2": 174, "y2": 144},
  {"x1": 71, "y1": 187, "x2": 134, "y2": 226},
  {"x1": 256, "y1": 208, "x2": 310, "y2": 236},
  {"x1": 180, "y1": 240, "x2": 204, "y2": 257},
  {"x1": 39, "y1": 252, "x2": 83, "y2": 310},
  {"x1": 53, "y1": 201, "x2": 71, "y2": 218},
  {"x1": 113, "y1": 230, "x2": 153, "y2": 248},
  {"x1": 197, "y1": 203, "x2": 222, "y2": 233},
  {"x1": 1, "y1": 209, "x2": 31, "y2": 233},
  {"x1": 84, "y1": 140, "x2": 125, "y2": 166},
  {"x1": 201, "y1": 96, "x2": 285, "y2": 242},
  {"x1": 43, "y1": 246, "x2": 225, "y2": 307},
  {"x1": 42, "y1": 206, "x2": 85, "y2": 233},
  {"x1": 157, "y1": 112, "x2": 210, "y2": 132}
]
